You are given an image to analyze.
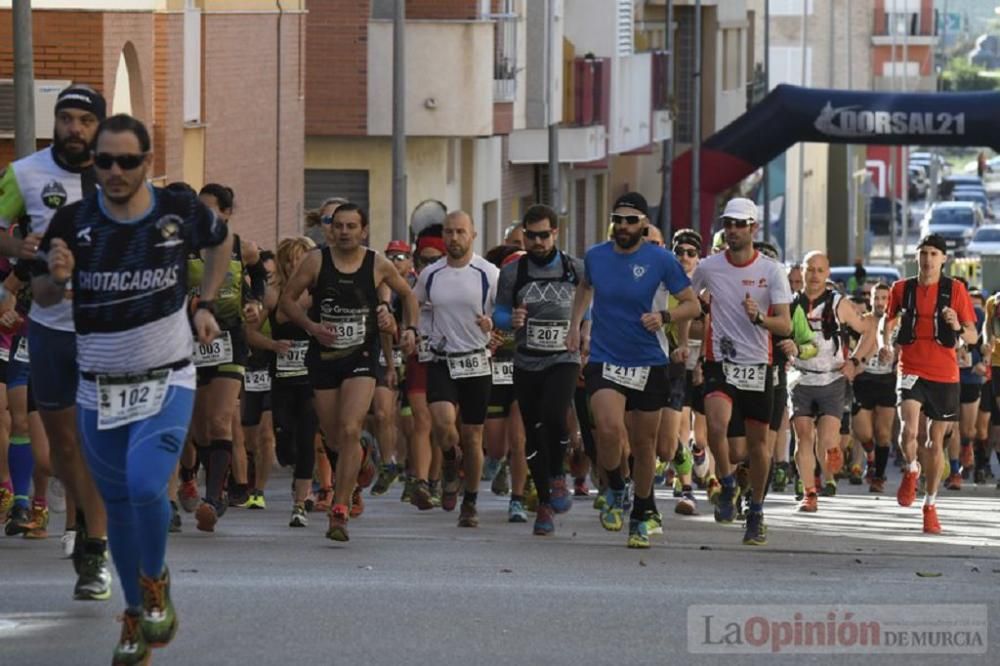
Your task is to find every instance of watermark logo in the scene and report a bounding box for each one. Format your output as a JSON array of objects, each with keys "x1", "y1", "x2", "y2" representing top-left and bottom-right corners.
[{"x1": 688, "y1": 605, "x2": 988, "y2": 655}]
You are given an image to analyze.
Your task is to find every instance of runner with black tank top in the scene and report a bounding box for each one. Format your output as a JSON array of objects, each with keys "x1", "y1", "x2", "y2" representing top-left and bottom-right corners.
[{"x1": 280, "y1": 203, "x2": 417, "y2": 542}]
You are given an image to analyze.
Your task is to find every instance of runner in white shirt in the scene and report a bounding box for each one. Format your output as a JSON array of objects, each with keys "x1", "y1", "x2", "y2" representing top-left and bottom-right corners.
[
  {"x1": 414, "y1": 211, "x2": 500, "y2": 528},
  {"x1": 690, "y1": 198, "x2": 792, "y2": 546}
]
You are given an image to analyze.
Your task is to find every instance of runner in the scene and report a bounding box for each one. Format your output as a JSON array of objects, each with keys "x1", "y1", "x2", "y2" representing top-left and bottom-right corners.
[
  {"x1": 415, "y1": 210, "x2": 499, "y2": 528},
  {"x1": 34, "y1": 113, "x2": 230, "y2": 665},
  {"x1": 787, "y1": 251, "x2": 873, "y2": 513},
  {"x1": 881, "y1": 233, "x2": 977, "y2": 534},
  {"x1": 851, "y1": 283, "x2": 896, "y2": 494},
  {"x1": 4, "y1": 84, "x2": 111, "y2": 600},
  {"x1": 689, "y1": 197, "x2": 792, "y2": 546},
  {"x1": 495, "y1": 205, "x2": 584, "y2": 535},
  {"x1": 567, "y1": 192, "x2": 700, "y2": 548},
  {"x1": 279, "y1": 202, "x2": 417, "y2": 541},
  {"x1": 947, "y1": 287, "x2": 986, "y2": 490}
]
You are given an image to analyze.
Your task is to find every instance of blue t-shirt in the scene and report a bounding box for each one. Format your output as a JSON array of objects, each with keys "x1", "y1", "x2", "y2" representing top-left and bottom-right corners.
[
  {"x1": 960, "y1": 306, "x2": 986, "y2": 385},
  {"x1": 584, "y1": 241, "x2": 691, "y2": 367}
]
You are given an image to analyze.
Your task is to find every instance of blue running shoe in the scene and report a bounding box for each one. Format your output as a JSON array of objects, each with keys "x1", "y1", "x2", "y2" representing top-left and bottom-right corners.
[
  {"x1": 508, "y1": 499, "x2": 527, "y2": 523},
  {"x1": 533, "y1": 504, "x2": 555, "y2": 535},
  {"x1": 743, "y1": 510, "x2": 767, "y2": 546},
  {"x1": 549, "y1": 477, "x2": 572, "y2": 514},
  {"x1": 599, "y1": 489, "x2": 625, "y2": 531},
  {"x1": 627, "y1": 517, "x2": 650, "y2": 548},
  {"x1": 714, "y1": 483, "x2": 737, "y2": 523}
]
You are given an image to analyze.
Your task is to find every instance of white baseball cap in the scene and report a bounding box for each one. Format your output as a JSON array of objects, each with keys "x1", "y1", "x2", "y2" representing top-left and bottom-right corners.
[{"x1": 721, "y1": 197, "x2": 759, "y2": 222}]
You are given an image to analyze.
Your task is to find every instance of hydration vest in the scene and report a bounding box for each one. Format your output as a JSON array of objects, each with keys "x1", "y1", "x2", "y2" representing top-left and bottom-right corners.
[
  {"x1": 511, "y1": 251, "x2": 579, "y2": 306},
  {"x1": 791, "y1": 288, "x2": 846, "y2": 354},
  {"x1": 896, "y1": 276, "x2": 956, "y2": 348}
]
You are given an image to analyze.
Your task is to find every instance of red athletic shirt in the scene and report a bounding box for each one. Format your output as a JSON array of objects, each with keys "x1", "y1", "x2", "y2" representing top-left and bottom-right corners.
[{"x1": 886, "y1": 278, "x2": 975, "y2": 384}]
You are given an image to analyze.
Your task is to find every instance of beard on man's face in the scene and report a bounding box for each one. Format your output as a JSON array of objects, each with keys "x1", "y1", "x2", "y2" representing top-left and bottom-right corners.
[{"x1": 53, "y1": 128, "x2": 91, "y2": 165}]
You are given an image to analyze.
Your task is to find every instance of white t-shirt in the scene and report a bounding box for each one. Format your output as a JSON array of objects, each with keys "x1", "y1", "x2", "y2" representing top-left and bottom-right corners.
[
  {"x1": 414, "y1": 254, "x2": 500, "y2": 355},
  {"x1": 793, "y1": 291, "x2": 847, "y2": 386},
  {"x1": 691, "y1": 250, "x2": 792, "y2": 366}
]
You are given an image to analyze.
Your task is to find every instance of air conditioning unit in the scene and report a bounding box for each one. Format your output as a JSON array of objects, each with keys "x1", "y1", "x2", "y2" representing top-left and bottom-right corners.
[{"x1": 0, "y1": 79, "x2": 73, "y2": 139}]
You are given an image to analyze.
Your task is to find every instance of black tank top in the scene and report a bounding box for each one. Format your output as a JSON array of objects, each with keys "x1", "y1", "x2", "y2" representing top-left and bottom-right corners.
[{"x1": 308, "y1": 247, "x2": 378, "y2": 360}]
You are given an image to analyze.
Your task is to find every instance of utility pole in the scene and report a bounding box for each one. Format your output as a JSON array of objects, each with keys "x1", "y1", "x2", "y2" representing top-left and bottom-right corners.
[
  {"x1": 847, "y1": 0, "x2": 857, "y2": 263},
  {"x1": 13, "y1": 0, "x2": 36, "y2": 159},
  {"x1": 392, "y1": 0, "x2": 407, "y2": 241},
  {"x1": 796, "y1": 0, "x2": 808, "y2": 263},
  {"x1": 763, "y1": 0, "x2": 771, "y2": 243},
  {"x1": 691, "y1": 0, "x2": 702, "y2": 231},
  {"x1": 547, "y1": 0, "x2": 561, "y2": 213},
  {"x1": 889, "y1": 0, "x2": 897, "y2": 266},
  {"x1": 901, "y1": 2, "x2": 910, "y2": 253},
  {"x1": 659, "y1": 0, "x2": 674, "y2": 233}
]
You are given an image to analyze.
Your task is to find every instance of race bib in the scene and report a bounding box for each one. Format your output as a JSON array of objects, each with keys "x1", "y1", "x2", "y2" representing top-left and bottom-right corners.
[
  {"x1": 379, "y1": 348, "x2": 405, "y2": 368},
  {"x1": 957, "y1": 347, "x2": 973, "y2": 369},
  {"x1": 192, "y1": 331, "x2": 233, "y2": 367},
  {"x1": 723, "y1": 362, "x2": 767, "y2": 392},
  {"x1": 685, "y1": 339, "x2": 702, "y2": 371},
  {"x1": 0, "y1": 346, "x2": 9, "y2": 363},
  {"x1": 96, "y1": 369, "x2": 170, "y2": 431},
  {"x1": 491, "y1": 359, "x2": 514, "y2": 385},
  {"x1": 321, "y1": 314, "x2": 366, "y2": 350},
  {"x1": 865, "y1": 353, "x2": 892, "y2": 375},
  {"x1": 447, "y1": 350, "x2": 491, "y2": 379},
  {"x1": 526, "y1": 319, "x2": 570, "y2": 351},
  {"x1": 417, "y1": 337, "x2": 435, "y2": 363},
  {"x1": 244, "y1": 368, "x2": 271, "y2": 392},
  {"x1": 13, "y1": 337, "x2": 28, "y2": 363},
  {"x1": 898, "y1": 374, "x2": 918, "y2": 391},
  {"x1": 276, "y1": 340, "x2": 309, "y2": 377},
  {"x1": 602, "y1": 364, "x2": 650, "y2": 391}
]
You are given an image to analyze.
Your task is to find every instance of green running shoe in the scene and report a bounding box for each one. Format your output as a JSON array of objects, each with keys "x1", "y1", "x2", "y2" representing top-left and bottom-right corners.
[
  {"x1": 139, "y1": 566, "x2": 177, "y2": 648},
  {"x1": 112, "y1": 609, "x2": 150, "y2": 666},
  {"x1": 642, "y1": 510, "x2": 663, "y2": 536},
  {"x1": 599, "y1": 489, "x2": 624, "y2": 531},
  {"x1": 371, "y1": 463, "x2": 399, "y2": 496},
  {"x1": 627, "y1": 517, "x2": 650, "y2": 549}
]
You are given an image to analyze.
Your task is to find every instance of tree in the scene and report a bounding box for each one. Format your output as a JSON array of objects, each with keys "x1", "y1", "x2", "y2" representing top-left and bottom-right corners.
[{"x1": 941, "y1": 57, "x2": 1000, "y2": 92}]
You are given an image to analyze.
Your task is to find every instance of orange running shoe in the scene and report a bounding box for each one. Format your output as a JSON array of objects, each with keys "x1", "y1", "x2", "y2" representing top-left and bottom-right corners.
[
  {"x1": 195, "y1": 500, "x2": 218, "y2": 533},
  {"x1": 798, "y1": 491, "x2": 818, "y2": 513},
  {"x1": 349, "y1": 486, "x2": 365, "y2": 518},
  {"x1": 897, "y1": 465, "x2": 920, "y2": 507},
  {"x1": 945, "y1": 473, "x2": 962, "y2": 491},
  {"x1": 326, "y1": 504, "x2": 349, "y2": 542},
  {"x1": 314, "y1": 486, "x2": 333, "y2": 513},
  {"x1": 922, "y1": 505, "x2": 941, "y2": 534},
  {"x1": 178, "y1": 480, "x2": 199, "y2": 513},
  {"x1": 825, "y1": 447, "x2": 844, "y2": 476}
]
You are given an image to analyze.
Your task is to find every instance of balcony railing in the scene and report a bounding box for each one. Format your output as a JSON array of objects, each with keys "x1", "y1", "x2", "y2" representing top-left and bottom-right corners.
[
  {"x1": 487, "y1": 10, "x2": 519, "y2": 102},
  {"x1": 873, "y1": 10, "x2": 937, "y2": 37},
  {"x1": 651, "y1": 50, "x2": 669, "y2": 111},
  {"x1": 566, "y1": 56, "x2": 610, "y2": 128}
]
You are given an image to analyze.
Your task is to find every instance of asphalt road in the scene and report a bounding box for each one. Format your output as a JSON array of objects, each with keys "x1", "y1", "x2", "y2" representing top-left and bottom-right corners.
[{"x1": 1, "y1": 466, "x2": 998, "y2": 666}]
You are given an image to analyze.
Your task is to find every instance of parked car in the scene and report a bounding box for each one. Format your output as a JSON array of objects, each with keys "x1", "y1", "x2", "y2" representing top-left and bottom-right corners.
[
  {"x1": 919, "y1": 202, "x2": 983, "y2": 255},
  {"x1": 829, "y1": 265, "x2": 901, "y2": 293},
  {"x1": 966, "y1": 224, "x2": 1000, "y2": 256},
  {"x1": 951, "y1": 189, "x2": 994, "y2": 219},
  {"x1": 868, "y1": 197, "x2": 903, "y2": 235}
]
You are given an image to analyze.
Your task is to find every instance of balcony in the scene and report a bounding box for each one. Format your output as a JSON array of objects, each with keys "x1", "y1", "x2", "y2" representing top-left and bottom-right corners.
[
  {"x1": 872, "y1": 10, "x2": 938, "y2": 47},
  {"x1": 487, "y1": 10, "x2": 519, "y2": 103},
  {"x1": 564, "y1": 56, "x2": 611, "y2": 127},
  {"x1": 507, "y1": 125, "x2": 608, "y2": 165},
  {"x1": 367, "y1": 20, "x2": 494, "y2": 137}
]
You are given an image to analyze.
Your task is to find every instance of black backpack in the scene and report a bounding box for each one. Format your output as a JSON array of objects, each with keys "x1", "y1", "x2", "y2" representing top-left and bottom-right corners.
[{"x1": 896, "y1": 276, "x2": 955, "y2": 348}]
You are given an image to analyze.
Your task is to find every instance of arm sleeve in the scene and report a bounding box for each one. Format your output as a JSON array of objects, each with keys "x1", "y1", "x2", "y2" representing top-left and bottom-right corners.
[
  {"x1": 0, "y1": 166, "x2": 25, "y2": 230},
  {"x1": 496, "y1": 263, "x2": 515, "y2": 310}
]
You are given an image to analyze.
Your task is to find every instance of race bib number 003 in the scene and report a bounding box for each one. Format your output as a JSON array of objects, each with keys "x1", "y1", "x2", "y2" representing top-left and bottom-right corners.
[
  {"x1": 602, "y1": 364, "x2": 650, "y2": 391},
  {"x1": 96, "y1": 369, "x2": 170, "y2": 431},
  {"x1": 491, "y1": 360, "x2": 514, "y2": 385},
  {"x1": 448, "y1": 350, "x2": 491, "y2": 380},
  {"x1": 276, "y1": 341, "x2": 309, "y2": 377},
  {"x1": 244, "y1": 369, "x2": 271, "y2": 392},
  {"x1": 321, "y1": 315, "x2": 366, "y2": 350},
  {"x1": 192, "y1": 331, "x2": 233, "y2": 367},
  {"x1": 526, "y1": 319, "x2": 570, "y2": 351},
  {"x1": 723, "y1": 362, "x2": 767, "y2": 393}
]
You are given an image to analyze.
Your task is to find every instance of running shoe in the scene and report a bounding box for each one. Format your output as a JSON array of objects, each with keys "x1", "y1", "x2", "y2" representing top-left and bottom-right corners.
[
  {"x1": 350, "y1": 486, "x2": 365, "y2": 518},
  {"x1": 825, "y1": 447, "x2": 844, "y2": 475},
  {"x1": 326, "y1": 505, "x2": 350, "y2": 542},
  {"x1": 410, "y1": 480, "x2": 434, "y2": 511},
  {"x1": 400, "y1": 476, "x2": 415, "y2": 504},
  {"x1": 74, "y1": 551, "x2": 112, "y2": 601},
  {"x1": 692, "y1": 446, "x2": 709, "y2": 479},
  {"x1": 714, "y1": 483, "x2": 737, "y2": 523},
  {"x1": 458, "y1": 501, "x2": 479, "y2": 528},
  {"x1": 178, "y1": 480, "x2": 199, "y2": 513},
  {"x1": 675, "y1": 491, "x2": 697, "y2": 516},
  {"x1": 168, "y1": 501, "x2": 181, "y2": 534},
  {"x1": 481, "y1": 457, "x2": 502, "y2": 482},
  {"x1": 592, "y1": 492, "x2": 607, "y2": 511},
  {"x1": 742, "y1": 510, "x2": 767, "y2": 546},
  {"x1": 314, "y1": 486, "x2": 333, "y2": 513},
  {"x1": 71, "y1": 514, "x2": 88, "y2": 575},
  {"x1": 491, "y1": 462, "x2": 511, "y2": 496},
  {"x1": 508, "y1": 499, "x2": 527, "y2": 523},
  {"x1": 821, "y1": 480, "x2": 837, "y2": 497},
  {"x1": 672, "y1": 477, "x2": 684, "y2": 498},
  {"x1": 621, "y1": 480, "x2": 633, "y2": 514},
  {"x1": 523, "y1": 477, "x2": 539, "y2": 512},
  {"x1": 357, "y1": 432, "x2": 378, "y2": 489},
  {"x1": 869, "y1": 477, "x2": 886, "y2": 494},
  {"x1": 248, "y1": 491, "x2": 267, "y2": 510},
  {"x1": 974, "y1": 467, "x2": 987, "y2": 485},
  {"x1": 599, "y1": 489, "x2": 625, "y2": 531},
  {"x1": 653, "y1": 459, "x2": 669, "y2": 487},
  {"x1": 549, "y1": 477, "x2": 572, "y2": 514},
  {"x1": 945, "y1": 473, "x2": 962, "y2": 491},
  {"x1": 626, "y1": 517, "x2": 650, "y2": 549},
  {"x1": 897, "y1": 464, "x2": 920, "y2": 507},
  {"x1": 227, "y1": 486, "x2": 251, "y2": 508},
  {"x1": 48, "y1": 478, "x2": 66, "y2": 514},
  {"x1": 112, "y1": 609, "x2": 149, "y2": 666},
  {"x1": 61, "y1": 529, "x2": 76, "y2": 558},
  {"x1": 706, "y1": 476, "x2": 721, "y2": 505},
  {"x1": 289, "y1": 502, "x2": 308, "y2": 527},
  {"x1": 22, "y1": 504, "x2": 49, "y2": 539},
  {"x1": 798, "y1": 492, "x2": 818, "y2": 513},
  {"x1": 794, "y1": 477, "x2": 804, "y2": 502},
  {"x1": 303, "y1": 488, "x2": 316, "y2": 513},
  {"x1": 848, "y1": 464, "x2": 864, "y2": 485},
  {"x1": 139, "y1": 566, "x2": 177, "y2": 648},
  {"x1": 771, "y1": 465, "x2": 788, "y2": 493},
  {"x1": 195, "y1": 499, "x2": 220, "y2": 533},
  {"x1": 573, "y1": 478, "x2": 589, "y2": 497},
  {"x1": 5, "y1": 504, "x2": 29, "y2": 536},
  {"x1": 441, "y1": 456, "x2": 461, "y2": 511},
  {"x1": 429, "y1": 480, "x2": 443, "y2": 508},
  {"x1": 643, "y1": 510, "x2": 664, "y2": 536},
  {"x1": 0, "y1": 485, "x2": 13, "y2": 518},
  {"x1": 922, "y1": 505, "x2": 942, "y2": 534},
  {"x1": 960, "y1": 444, "x2": 974, "y2": 469},
  {"x1": 371, "y1": 464, "x2": 398, "y2": 496},
  {"x1": 533, "y1": 503, "x2": 554, "y2": 536}
]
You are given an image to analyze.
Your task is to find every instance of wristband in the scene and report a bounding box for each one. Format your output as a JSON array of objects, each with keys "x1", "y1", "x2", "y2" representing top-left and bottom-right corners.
[
  {"x1": 753, "y1": 311, "x2": 764, "y2": 326},
  {"x1": 659, "y1": 310, "x2": 672, "y2": 325},
  {"x1": 196, "y1": 300, "x2": 216, "y2": 315}
]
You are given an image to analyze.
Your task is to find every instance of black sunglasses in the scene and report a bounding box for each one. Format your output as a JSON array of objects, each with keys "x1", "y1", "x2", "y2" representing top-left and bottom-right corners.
[
  {"x1": 524, "y1": 230, "x2": 552, "y2": 240},
  {"x1": 674, "y1": 248, "x2": 699, "y2": 258},
  {"x1": 93, "y1": 152, "x2": 147, "y2": 171},
  {"x1": 610, "y1": 214, "x2": 645, "y2": 226},
  {"x1": 722, "y1": 217, "x2": 752, "y2": 229},
  {"x1": 388, "y1": 252, "x2": 411, "y2": 261}
]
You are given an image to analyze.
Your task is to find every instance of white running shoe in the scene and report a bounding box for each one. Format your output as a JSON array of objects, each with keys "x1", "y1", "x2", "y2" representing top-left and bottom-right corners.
[{"x1": 61, "y1": 529, "x2": 76, "y2": 558}]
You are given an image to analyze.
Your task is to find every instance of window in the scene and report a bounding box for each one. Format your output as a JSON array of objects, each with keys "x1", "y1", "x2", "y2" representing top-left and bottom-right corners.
[
  {"x1": 722, "y1": 29, "x2": 741, "y2": 91},
  {"x1": 770, "y1": 0, "x2": 813, "y2": 16},
  {"x1": 768, "y1": 46, "x2": 812, "y2": 87},
  {"x1": 183, "y1": 1, "x2": 201, "y2": 123},
  {"x1": 881, "y1": 61, "x2": 919, "y2": 78},
  {"x1": 616, "y1": 0, "x2": 634, "y2": 57}
]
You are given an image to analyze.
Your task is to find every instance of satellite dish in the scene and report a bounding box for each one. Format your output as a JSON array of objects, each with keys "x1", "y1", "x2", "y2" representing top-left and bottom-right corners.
[{"x1": 410, "y1": 199, "x2": 447, "y2": 238}]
